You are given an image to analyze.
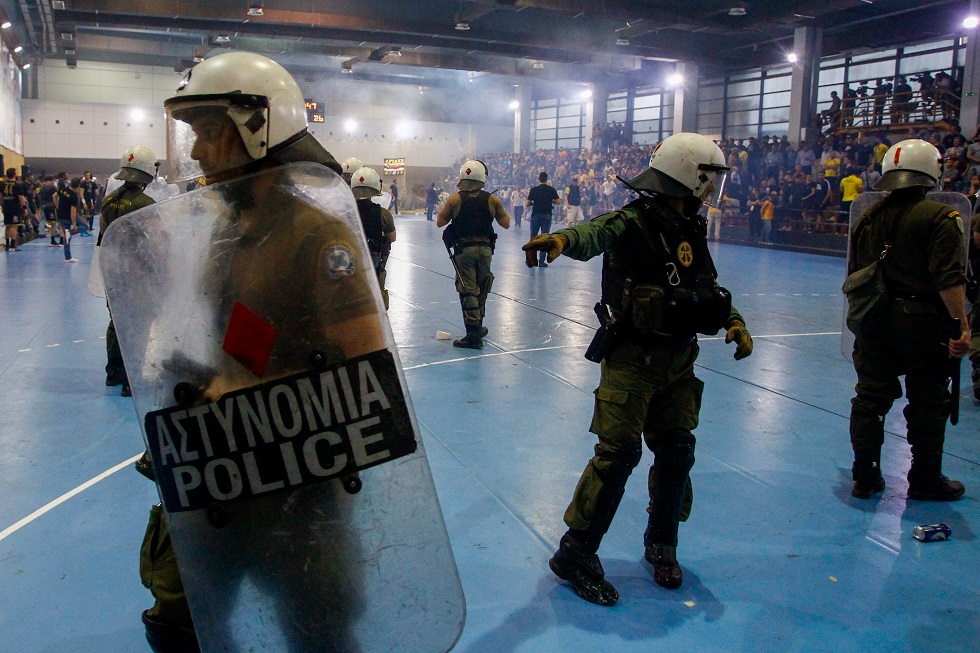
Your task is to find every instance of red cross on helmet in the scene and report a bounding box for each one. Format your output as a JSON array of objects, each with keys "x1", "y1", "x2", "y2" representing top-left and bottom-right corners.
[{"x1": 457, "y1": 159, "x2": 487, "y2": 191}]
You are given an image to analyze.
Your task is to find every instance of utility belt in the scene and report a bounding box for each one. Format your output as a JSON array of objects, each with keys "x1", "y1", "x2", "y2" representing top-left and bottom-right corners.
[
  {"x1": 584, "y1": 284, "x2": 729, "y2": 363},
  {"x1": 890, "y1": 292, "x2": 942, "y2": 314},
  {"x1": 627, "y1": 283, "x2": 732, "y2": 337},
  {"x1": 451, "y1": 233, "x2": 497, "y2": 255}
]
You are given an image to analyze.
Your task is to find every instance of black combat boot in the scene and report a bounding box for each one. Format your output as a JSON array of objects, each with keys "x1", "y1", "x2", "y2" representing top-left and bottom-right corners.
[
  {"x1": 907, "y1": 457, "x2": 965, "y2": 501},
  {"x1": 453, "y1": 325, "x2": 484, "y2": 349},
  {"x1": 851, "y1": 459, "x2": 885, "y2": 499},
  {"x1": 643, "y1": 529, "x2": 683, "y2": 590},
  {"x1": 549, "y1": 533, "x2": 619, "y2": 606},
  {"x1": 142, "y1": 611, "x2": 201, "y2": 653}
]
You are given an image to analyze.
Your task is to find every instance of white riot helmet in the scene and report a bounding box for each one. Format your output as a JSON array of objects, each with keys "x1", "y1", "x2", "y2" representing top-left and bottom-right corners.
[
  {"x1": 164, "y1": 52, "x2": 310, "y2": 183},
  {"x1": 457, "y1": 159, "x2": 488, "y2": 191},
  {"x1": 627, "y1": 132, "x2": 729, "y2": 207},
  {"x1": 342, "y1": 157, "x2": 364, "y2": 175},
  {"x1": 874, "y1": 139, "x2": 941, "y2": 191},
  {"x1": 114, "y1": 145, "x2": 157, "y2": 184},
  {"x1": 350, "y1": 166, "x2": 382, "y2": 200}
]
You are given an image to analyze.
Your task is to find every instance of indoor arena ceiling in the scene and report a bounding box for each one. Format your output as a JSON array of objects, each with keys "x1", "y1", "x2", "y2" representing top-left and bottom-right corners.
[{"x1": 0, "y1": 0, "x2": 974, "y2": 86}]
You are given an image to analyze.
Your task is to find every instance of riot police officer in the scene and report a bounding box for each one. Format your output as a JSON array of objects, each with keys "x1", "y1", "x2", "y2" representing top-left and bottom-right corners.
[
  {"x1": 350, "y1": 165, "x2": 396, "y2": 309},
  {"x1": 99, "y1": 145, "x2": 158, "y2": 396},
  {"x1": 437, "y1": 160, "x2": 510, "y2": 349},
  {"x1": 847, "y1": 139, "x2": 970, "y2": 502},
  {"x1": 136, "y1": 51, "x2": 372, "y2": 653},
  {"x1": 341, "y1": 156, "x2": 363, "y2": 185},
  {"x1": 522, "y1": 132, "x2": 753, "y2": 605}
]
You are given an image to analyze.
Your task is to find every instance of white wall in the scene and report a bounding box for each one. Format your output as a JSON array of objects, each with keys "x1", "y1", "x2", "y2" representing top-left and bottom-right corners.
[{"x1": 25, "y1": 60, "x2": 514, "y2": 168}]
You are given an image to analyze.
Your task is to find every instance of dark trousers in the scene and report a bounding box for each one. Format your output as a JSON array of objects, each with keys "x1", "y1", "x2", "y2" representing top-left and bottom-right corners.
[
  {"x1": 513, "y1": 205, "x2": 524, "y2": 227},
  {"x1": 529, "y1": 214, "x2": 552, "y2": 264},
  {"x1": 426, "y1": 203, "x2": 435, "y2": 221}
]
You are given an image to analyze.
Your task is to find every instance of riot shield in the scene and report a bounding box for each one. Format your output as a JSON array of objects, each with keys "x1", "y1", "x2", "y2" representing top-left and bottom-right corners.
[
  {"x1": 372, "y1": 190, "x2": 393, "y2": 210},
  {"x1": 101, "y1": 162, "x2": 465, "y2": 653},
  {"x1": 88, "y1": 181, "x2": 184, "y2": 299},
  {"x1": 841, "y1": 191, "x2": 973, "y2": 361}
]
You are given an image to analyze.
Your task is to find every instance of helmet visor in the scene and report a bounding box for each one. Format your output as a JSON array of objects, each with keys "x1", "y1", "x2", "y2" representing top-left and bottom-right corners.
[
  {"x1": 164, "y1": 96, "x2": 269, "y2": 184},
  {"x1": 699, "y1": 168, "x2": 729, "y2": 209}
]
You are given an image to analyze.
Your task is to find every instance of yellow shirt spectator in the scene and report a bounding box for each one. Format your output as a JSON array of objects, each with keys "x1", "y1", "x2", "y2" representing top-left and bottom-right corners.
[
  {"x1": 874, "y1": 143, "x2": 889, "y2": 165},
  {"x1": 823, "y1": 156, "x2": 841, "y2": 179},
  {"x1": 839, "y1": 174, "x2": 863, "y2": 202},
  {"x1": 761, "y1": 198, "x2": 775, "y2": 221}
]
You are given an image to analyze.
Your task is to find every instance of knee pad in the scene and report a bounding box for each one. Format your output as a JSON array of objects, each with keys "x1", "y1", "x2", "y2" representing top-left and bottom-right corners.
[{"x1": 596, "y1": 442, "x2": 643, "y2": 486}]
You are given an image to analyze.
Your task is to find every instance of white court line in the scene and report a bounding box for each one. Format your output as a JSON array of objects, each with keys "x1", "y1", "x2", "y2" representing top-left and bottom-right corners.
[
  {"x1": 0, "y1": 330, "x2": 841, "y2": 539},
  {"x1": 0, "y1": 453, "x2": 143, "y2": 543}
]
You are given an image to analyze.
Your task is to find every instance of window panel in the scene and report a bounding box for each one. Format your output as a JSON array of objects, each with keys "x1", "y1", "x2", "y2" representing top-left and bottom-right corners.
[
  {"x1": 852, "y1": 49, "x2": 896, "y2": 63},
  {"x1": 899, "y1": 51, "x2": 955, "y2": 75},
  {"x1": 536, "y1": 98, "x2": 557, "y2": 107},
  {"x1": 726, "y1": 109, "x2": 759, "y2": 126},
  {"x1": 728, "y1": 79, "x2": 761, "y2": 97},
  {"x1": 761, "y1": 107, "x2": 790, "y2": 123},
  {"x1": 559, "y1": 103, "x2": 583, "y2": 117},
  {"x1": 818, "y1": 66, "x2": 845, "y2": 86},
  {"x1": 633, "y1": 107, "x2": 660, "y2": 121},
  {"x1": 762, "y1": 91, "x2": 791, "y2": 109},
  {"x1": 904, "y1": 40, "x2": 954, "y2": 54},
  {"x1": 535, "y1": 117, "x2": 556, "y2": 130},
  {"x1": 848, "y1": 61, "x2": 896, "y2": 82},
  {"x1": 557, "y1": 127, "x2": 581, "y2": 139},
  {"x1": 558, "y1": 115, "x2": 581, "y2": 128},
  {"x1": 727, "y1": 95, "x2": 760, "y2": 112},
  {"x1": 534, "y1": 106, "x2": 556, "y2": 119},
  {"x1": 763, "y1": 75, "x2": 792, "y2": 93},
  {"x1": 634, "y1": 93, "x2": 660, "y2": 109}
]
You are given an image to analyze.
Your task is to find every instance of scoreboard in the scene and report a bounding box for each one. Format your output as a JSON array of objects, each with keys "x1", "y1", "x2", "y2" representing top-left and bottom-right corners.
[{"x1": 305, "y1": 99, "x2": 325, "y2": 124}]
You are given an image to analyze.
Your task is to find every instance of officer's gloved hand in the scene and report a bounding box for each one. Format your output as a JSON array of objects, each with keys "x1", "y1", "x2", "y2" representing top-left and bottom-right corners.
[
  {"x1": 522, "y1": 233, "x2": 568, "y2": 268},
  {"x1": 725, "y1": 320, "x2": 753, "y2": 360}
]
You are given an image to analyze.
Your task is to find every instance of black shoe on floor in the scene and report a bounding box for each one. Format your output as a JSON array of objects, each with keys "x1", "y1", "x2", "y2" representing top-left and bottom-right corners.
[
  {"x1": 644, "y1": 542, "x2": 683, "y2": 589},
  {"x1": 134, "y1": 451, "x2": 155, "y2": 481},
  {"x1": 548, "y1": 534, "x2": 618, "y2": 606},
  {"x1": 481, "y1": 326, "x2": 489, "y2": 338},
  {"x1": 907, "y1": 474, "x2": 965, "y2": 501},
  {"x1": 121, "y1": 384, "x2": 132, "y2": 397},
  {"x1": 106, "y1": 374, "x2": 125, "y2": 387},
  {"x1": 453, "y1": 333, "x2": 484, "y2": 349},
  {"x1": 142, "y1": 610, "x2": 201, "y2": 653},
  {"x1": 851, "y1": 475, "x2": 885, "y2": 499}
]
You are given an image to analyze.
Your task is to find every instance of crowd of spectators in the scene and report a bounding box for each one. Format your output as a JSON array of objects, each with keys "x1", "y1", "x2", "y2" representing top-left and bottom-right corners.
[{"x1": 441, "y1": 117, "x2": 971, "y2": 241}]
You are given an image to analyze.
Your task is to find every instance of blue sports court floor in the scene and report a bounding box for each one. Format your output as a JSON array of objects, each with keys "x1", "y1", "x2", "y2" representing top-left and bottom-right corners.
[{"x1": 1, "y1": 212, "x2": 977, "y2": 653}]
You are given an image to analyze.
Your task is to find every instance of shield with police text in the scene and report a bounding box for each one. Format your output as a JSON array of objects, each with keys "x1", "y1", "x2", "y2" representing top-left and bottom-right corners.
[
  {"x1": 841, "y1": 191, "x2": 972, "y2": 361},
  {"x1": 100, "y1": 162, "x2": 464, "y2": 653}
]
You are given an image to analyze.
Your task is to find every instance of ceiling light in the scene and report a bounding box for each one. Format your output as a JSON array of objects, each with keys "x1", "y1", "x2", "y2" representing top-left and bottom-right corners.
[
  {"x1": 667, "y1": 73, "x2": 683, "y2": 86},
  {"x1": 341, "y1": 67, "x2": 353, "y2": 74},
  {"x1": 1, "y1": 22, "x2": 10, "y2": 29},
  {"x1": 728, "y1": 7, "x2": 746, "y2": 16},
  {"x1": 793, "y1": 13, "x2": 815, "y2": 19},
  {"x1": 616, "y1": 38, "x2": 629, "y2": 46},
  {"x1": 344, "y1": 119, "x2": 357, "y2": 132},
  {"x1": 65, "y1": 47, "x2": 75, "y2": 56},
  {"x1": 533, "y1": 62, "x2": 544, "y2": 69},
  {"x1": 52, "y1": 1, "x2": 65, "y2": 10},
  {"x1": 455, "y1": 22, "x2": 470, "y2": 31},
  {"x1": 247, "y1": 3, "x2": 264, "y2": 16},
  {"x1": 787, "y1": 52, "x2": 798, "y2": 63},
  {"x1": 215, "y1": 35, "x2": 231, "y2": 43},
  {"x1": 964, "y1": 16, "x2": 980, "y2": 29},
  {"x1": 22, "y1": 63, "x2": 30, "y2": 69},
  {"x1": 580, "y1": 89, "x2": 593, "y2": 99},
  {"x1": 131, "y1": 109, "x2": 145, "y2": 121},
  {"x1": 387, "y1": 48, "x2": 401, "y2": 57},
  {"x1": 508, "y1": 100, "x2": 520, "y2": 110},
  {"x1": 61, "y1": 32, "x2": 73, "y2": 41},
  {"x1": 14, "y1": 46, "x2": 22, "y2": 53}
]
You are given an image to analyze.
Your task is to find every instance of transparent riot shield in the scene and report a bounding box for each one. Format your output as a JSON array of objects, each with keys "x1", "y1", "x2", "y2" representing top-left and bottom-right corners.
[
  {"x1": 841, "y1": 191, "x2": 973, "y2": 361},
  {"x1": 101, "y1": 162, "x2": 465, "y2": 653},
  {"x1": 88, "y1": 181, "x2": 184, "y2": 299}
]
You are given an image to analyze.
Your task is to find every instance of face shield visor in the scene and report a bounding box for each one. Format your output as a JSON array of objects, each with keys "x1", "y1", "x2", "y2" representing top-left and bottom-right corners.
[
  {"x1": 698, "y1": 166, "x2": 729, "y2": 209},
  {"x1": 164, "y1": 95, "x2": 271, "y2": 184}
]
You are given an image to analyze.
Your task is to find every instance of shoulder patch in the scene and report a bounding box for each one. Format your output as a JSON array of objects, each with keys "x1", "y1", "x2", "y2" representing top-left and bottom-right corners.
[
  {"x1": 953, "y1": 214, "x2": 964, "y2": 234},
  {"x1": 322, "y1": 244, "x2": 357, "y2": 279}
]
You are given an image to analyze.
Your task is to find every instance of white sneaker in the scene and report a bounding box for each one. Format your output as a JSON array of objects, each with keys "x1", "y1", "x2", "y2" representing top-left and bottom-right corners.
[{"x1": 65, "y1": 257, "x2": 79, "y2": 262}]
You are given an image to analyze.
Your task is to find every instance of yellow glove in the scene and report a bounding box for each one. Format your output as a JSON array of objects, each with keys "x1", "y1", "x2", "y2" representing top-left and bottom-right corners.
[
  {"x1": 725, "y1": 320, "x2": 753, "y2": 360},
  {"x1": 521, "y1": 233, "x2": 568, "y2": 268}
]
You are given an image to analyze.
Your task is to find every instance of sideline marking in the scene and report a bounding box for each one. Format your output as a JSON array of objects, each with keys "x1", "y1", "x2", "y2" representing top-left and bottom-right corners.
[{"x1": 0, "y1": 453, "x2": 142, "y2": 543}]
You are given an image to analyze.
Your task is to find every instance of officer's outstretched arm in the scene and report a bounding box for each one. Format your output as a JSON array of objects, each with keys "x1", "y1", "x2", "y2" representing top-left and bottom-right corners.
[
  {"x1": 725, "y1": 320, "x2": 753, "y2": 360},
  {"x1": 522, "y1": 233, "x2": 568, "y2": 268}
]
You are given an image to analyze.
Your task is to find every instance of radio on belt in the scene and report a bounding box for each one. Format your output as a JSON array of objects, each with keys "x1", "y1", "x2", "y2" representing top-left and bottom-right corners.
[{"x1": 912, "y1": 523, "x2": 952, "y2": 542}]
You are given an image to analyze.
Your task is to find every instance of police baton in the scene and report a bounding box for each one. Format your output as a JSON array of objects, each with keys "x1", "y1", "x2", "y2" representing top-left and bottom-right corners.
[{"x1": 946, "y1": 317, "x2": 962, "y2": 426}]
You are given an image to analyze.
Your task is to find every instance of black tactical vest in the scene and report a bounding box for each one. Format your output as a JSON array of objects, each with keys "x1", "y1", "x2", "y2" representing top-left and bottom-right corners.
[
  {"x1": 357, "y1": 199, "x2": 386, "y2": 255},
  {"x1": 602, "y1": 198, "x2": 730, "y2": 336},
  {"x1": 453, "y1": 190, "x2": 495, "y2": 240}
]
